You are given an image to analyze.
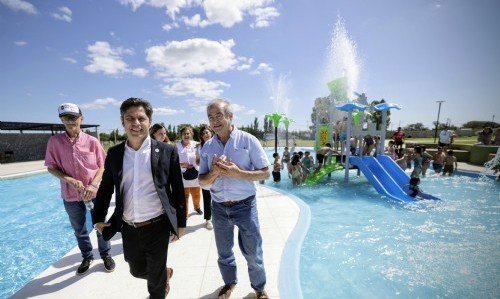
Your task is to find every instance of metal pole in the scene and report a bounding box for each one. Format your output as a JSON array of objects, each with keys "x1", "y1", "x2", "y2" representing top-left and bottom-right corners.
[
  {"x1": 344, "y1": 111, "x2": 352, "y2": 183},
  {"x1": 433, "y1": 101, "x2": 445, "y2": 143}
]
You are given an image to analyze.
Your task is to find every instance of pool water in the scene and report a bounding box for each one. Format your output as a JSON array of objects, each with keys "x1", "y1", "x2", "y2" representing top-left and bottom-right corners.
[
  {"x1": 1, "y1": 149, "x2": 498, "y2": 299},
  {"x1": 0, "y1": 173, "x2": 85, "y2": 299},
  {"x1": 265, "y1": 147, "x2": 500, "y2": 299}
]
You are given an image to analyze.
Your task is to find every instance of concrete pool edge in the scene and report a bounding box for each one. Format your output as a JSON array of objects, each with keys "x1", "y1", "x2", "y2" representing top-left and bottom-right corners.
[{"x1": 262, "y1": 184, "x2": 311, "y2": 299}]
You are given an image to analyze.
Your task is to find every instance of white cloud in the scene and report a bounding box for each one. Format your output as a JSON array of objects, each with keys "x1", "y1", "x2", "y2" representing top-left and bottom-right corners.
[
  {"x1": 0, "y1": 0, "x2": 38, "y2": 14},
  {"x1": 250, "y1": 6, "x2": 279, "y2": 28},
  {"x1": 146, "y1": 38, "x2": 237, "y2": 77},
  {"x1": 52, "y1": 6, "x2": 72, "y2": 22},
  {"x1": 154, "y1": 107, "x2": 185, "y2": 116},
  {"x1": 79, "y1": 97, "x2": 121, "y2": 110},
  {"x1": 162, "y1": 77, "x2": 229, "y2": 99},
  {"x1": 181, "y1": 14, "x2": 209, "y2": 28},
  {"x1": 63, "y1": 57, "x2": 77, "y2": 64},
  {"x1": 237, "y1": 56, "x2": 254, "y2": 71},
  {"x1": 131, "y1": 68, "x2": 149, "y2": 77},
  {"x1": 250, "y1": 62, "x2": 273, "y2": 75},
  {"x1": 201, "y1": 0, "x2": 245, "y2": 28},
  {"x1": 84, "y1": 41, "x2": 147, "y2": 77},
  {"x1": 246, "y1": 109, "x2": 256, "y2": 115},
  {"x1": 118, "y1": 0, "x2": 145, "y2": 11},
  {"x1": 14, "y1": 40, "x2": 27, "y2": 46},
  {"x1": 231, "y1": 103, "x2": 248, "y2": 114},
  {"x1": 185, "y1": 98, "x2": 211, "y2": 113},
  {"x1": 162, "y1": 22, "x2": 179, "y2": 32},
  {"x1": 119, "y1": 0, "x2": 196, "y2": 19},
  {"x1": 120, "y1": 0, "x2": 279, "y2": 28}
]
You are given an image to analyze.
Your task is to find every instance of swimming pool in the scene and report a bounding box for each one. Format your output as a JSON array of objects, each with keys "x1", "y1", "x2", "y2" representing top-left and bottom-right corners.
[
  {"x1": 0, "y1": 173, "x2": 84, "y2": 299},
  {"x1": 1, "y1": 151, "x2": 498, "y2": 299},
  {"x1": 266, "y1": 147, "x2": 499, "y2": 299}
]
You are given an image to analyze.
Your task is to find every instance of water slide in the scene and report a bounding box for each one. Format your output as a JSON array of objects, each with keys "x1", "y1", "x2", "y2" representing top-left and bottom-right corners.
[
  {"x1": 349, "y1": 156, "x2": 440, "y2": 202},
  {"x1": 376, "y1": 155, "x2": 440, "y2": 200},
  {"x1": 304, "y1": 164, "x2": 344, "y2": 185}
]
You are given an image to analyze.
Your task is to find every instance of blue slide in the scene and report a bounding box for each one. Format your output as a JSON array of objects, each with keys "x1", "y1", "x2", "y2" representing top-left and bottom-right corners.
[
  {"x1": 349, "y1": 156, "x2": 440, "y2": 203},
  {"x1": 376, "y1": 155, "x2": 441, "y2": 201},
  {"x1": 375, "y1": 155, "x2": 410, "y2": 187}
]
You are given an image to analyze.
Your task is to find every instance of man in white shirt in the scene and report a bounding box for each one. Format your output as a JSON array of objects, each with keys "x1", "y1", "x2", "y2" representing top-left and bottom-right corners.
[
  {"x1": 93, "y1": 97, "x2": 186, "y2": 299},
  {"x1": 439, "y1": 126, "x2": 455, "y2": 150}
]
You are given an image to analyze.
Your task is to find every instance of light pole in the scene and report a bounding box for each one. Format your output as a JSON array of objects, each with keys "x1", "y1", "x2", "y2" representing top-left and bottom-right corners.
[{"x1": 433, "y1": 101, "x2": 445, "y2": 143}]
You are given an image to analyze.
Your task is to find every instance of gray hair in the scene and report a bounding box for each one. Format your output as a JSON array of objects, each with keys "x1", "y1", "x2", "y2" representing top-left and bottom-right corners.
[{"x1": 207, "y1": 98, "x2": 233, "y2": 117}]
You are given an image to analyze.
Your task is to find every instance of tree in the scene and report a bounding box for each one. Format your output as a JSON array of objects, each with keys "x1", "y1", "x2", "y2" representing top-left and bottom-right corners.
[
  {"x1": 368, "y1": 99, "x2": 391, "y2": 130},
  {"x1": 263, "y1": 116, "x2": 269, "y2": 133},
  {"x1": 253, "y1": 117, "x2": 259, "y2": 133},
  {"x1": 99, "y1": 132, "x2": 110, "y2": 142},
  {"x1": 432, "y1": 121, "x2": 457, "y2": 131},
  {"x1": 461, "y1": 121, "x2": 499, "y2": 129},
  {"x1": 404, "y1": 122, "x2": 429, "y2": 131}
]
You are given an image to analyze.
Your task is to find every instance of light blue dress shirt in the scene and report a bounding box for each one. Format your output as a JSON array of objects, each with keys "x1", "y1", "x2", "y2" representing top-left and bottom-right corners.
[{"x1": 199, "y1": 128, "x2": 270, "y2": 202}]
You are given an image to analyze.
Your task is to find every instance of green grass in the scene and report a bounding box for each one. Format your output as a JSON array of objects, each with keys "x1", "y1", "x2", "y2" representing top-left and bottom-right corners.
[{"x1": 405, "y1": 136, "x2": 478, "y2": 145}]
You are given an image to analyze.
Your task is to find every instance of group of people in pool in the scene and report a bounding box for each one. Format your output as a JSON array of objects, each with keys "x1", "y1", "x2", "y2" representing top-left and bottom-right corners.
[{"x1": 272, "y1": 145, "x2": 320, "y2": 186}]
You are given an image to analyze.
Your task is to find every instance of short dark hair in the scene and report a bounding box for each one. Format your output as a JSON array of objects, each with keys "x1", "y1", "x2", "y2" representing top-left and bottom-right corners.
[
  {"x1": 409, "y1": 177, "x2": 420, "y2": 185},
  {"x1": 120, "y1": 97, "x2": 153, "y2": 121}
]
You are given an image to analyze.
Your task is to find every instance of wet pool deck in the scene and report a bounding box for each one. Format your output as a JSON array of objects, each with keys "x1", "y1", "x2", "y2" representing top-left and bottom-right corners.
[{"x1": 1, "y1": 159, "x2": 488, "y2": 298}]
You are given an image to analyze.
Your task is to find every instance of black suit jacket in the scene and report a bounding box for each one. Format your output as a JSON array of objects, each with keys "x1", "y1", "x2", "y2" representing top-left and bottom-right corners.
[{"x1": 92, "y1": 139, "x2": 186, "y2": 240}]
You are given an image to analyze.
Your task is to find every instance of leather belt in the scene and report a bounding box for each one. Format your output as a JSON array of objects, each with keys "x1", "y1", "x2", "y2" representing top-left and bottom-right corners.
[
  {"x1": 126, "y1": 214, "x2": 165, "y2": 228},
  {"x1": 220, "y1": 200, "x2": 244, "y2": 207}
]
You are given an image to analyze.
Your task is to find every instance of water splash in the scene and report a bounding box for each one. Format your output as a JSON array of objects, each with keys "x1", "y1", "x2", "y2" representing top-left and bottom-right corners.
[
  {"x1": 325, "y1": 16, "x2": 361, "y2": 102},
  {"x1": 268, "y1": 73, "x2": 291, "y2": 114}
]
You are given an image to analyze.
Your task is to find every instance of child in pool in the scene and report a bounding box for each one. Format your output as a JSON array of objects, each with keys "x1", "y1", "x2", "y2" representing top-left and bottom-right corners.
[
  {"x1": 443, "y1": 150, "x2": 458, "y2": 176},
  {"x1": 407, "y1": 177, "x2": 428, "y2": 200},
  {"x1": 272, "y1": 152, "x2": 281, "y2": 182}
]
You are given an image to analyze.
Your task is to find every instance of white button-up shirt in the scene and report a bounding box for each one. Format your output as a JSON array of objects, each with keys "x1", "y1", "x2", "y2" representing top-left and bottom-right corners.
[{"x1": 121, "y1": 137, "x2": 164, "y2": 223}]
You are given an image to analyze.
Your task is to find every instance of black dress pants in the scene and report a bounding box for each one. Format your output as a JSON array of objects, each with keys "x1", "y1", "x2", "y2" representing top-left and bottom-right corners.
[{"x1": 122, "y1": 216, "x2": 171, "y2": 299}]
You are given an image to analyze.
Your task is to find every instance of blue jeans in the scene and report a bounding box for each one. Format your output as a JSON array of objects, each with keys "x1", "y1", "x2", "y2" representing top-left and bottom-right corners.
[
  {"x1": 63, "y1": 199, "x2": 110, "y2": 259},
  {"x1": 212, "y1": 195, "x2": 266, "y2": 292}
]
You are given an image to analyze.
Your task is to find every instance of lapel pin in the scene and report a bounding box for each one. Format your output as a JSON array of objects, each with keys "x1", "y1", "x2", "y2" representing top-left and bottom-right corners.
[{"x1": 155, "y1": 148, "x2": 159, "y2": 153}]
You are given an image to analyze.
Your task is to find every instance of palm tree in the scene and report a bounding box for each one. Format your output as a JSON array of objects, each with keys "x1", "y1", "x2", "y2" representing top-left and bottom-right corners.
[
  {"x1": 265, "y1": 112, "x2": 286, "y2": 154},
  {"x1": 280, "y1": 116, "x2": 294, "y2": 147}
]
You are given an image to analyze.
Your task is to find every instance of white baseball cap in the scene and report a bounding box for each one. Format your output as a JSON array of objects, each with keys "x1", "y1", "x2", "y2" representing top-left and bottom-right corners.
[{"x1": 58, "y1": 103, "x2": 82, "y2": 117}]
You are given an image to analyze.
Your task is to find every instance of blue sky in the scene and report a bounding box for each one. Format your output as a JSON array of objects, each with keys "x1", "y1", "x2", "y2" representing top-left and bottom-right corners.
[{"x1": 1, "y1": 0, "x2": 499, "y2": 134}]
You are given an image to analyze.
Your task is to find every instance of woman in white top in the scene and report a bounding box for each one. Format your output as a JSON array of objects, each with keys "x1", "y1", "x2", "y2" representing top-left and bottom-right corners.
[
  {"x1": 198, "y1": 125, "x2": 214, "y2": 230},
  {"x1": 176, "y1": 126, "x2": 202, "y2": 217}
]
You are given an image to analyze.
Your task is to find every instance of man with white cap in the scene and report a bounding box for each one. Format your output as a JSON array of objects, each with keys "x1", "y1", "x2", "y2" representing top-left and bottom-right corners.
[{"x1": 45, "y1": 103, "x2": 115, "y2": 275}]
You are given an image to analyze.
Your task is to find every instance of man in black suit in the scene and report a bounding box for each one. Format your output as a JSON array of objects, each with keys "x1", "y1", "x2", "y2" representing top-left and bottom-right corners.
[{"x1": 92, "y1": 97, "x2": 186, "y2": 299}]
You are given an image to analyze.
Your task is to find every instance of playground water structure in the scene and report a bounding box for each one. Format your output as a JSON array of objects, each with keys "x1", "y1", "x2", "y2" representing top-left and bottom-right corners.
[{"x1": 265, "y1": 147, "x2": 499, "y2": 299}]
